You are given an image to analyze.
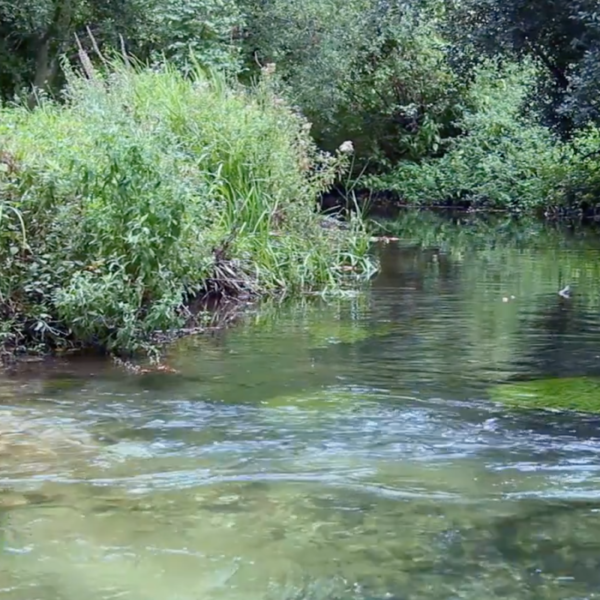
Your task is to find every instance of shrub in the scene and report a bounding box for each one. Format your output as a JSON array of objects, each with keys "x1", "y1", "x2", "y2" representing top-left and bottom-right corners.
[
  {"x1": 138, "y1": 0, "x2": 244, "y2": 75},
  {"x1": 239, "y1": 0, "x2": 462, "y2": 170},
  {"x1": 0, "y1": 0, "x2": 245, "y2": 102},
  {"x1": 367, "y1": 60, "x2": 568, "y2": 210},
  {"x1": 441, "y1": 0, "x2": 600, "y2": 132},
  {"x1": 554, "y1": 124, "x2": 600, "y2": 208},
  {"x1": 0, "y1": 56, "x2": 373, "y2": 356}
]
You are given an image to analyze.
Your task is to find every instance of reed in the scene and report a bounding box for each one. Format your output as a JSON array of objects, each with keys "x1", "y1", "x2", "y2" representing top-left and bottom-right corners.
[{"x1": 0, "y1": 54, "x2": 374, "y2": 356}]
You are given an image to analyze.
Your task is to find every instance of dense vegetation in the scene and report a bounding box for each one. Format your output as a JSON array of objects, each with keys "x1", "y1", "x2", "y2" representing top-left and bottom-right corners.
[
  {"x1": 2, "y1": 0, "x2": 600, "y2": 355},
  {"x1": 0, "y1": 56, "x2": 372, "y2": 357},
  {"x1": 3, "y1": 0, "x2": 599, "y2": 206}
]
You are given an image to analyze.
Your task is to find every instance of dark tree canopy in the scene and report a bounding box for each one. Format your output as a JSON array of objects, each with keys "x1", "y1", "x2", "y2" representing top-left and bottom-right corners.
[
  {"x1": 0, "y1": 0, "x2": 242, "y2": 102},
  {"x1": 443, "y1": 0, "x2": 600, "y2": 128}
]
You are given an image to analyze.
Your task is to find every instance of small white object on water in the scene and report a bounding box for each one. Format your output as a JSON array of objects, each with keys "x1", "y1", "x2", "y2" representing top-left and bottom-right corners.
[
  {"x1": 482, "y1": 417, "x2": 500, "y2": 431},
  {"x1": 558, "y1": 285, "x2": 571, "y2": 299}
]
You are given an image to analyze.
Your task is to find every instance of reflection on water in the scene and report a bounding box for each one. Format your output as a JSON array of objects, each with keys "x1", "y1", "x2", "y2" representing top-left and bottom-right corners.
[{"x1": 3, "y1": 213, "x2": 600, "y2": 599}]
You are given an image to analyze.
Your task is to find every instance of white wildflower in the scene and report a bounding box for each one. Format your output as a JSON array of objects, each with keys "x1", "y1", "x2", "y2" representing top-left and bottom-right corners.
[{"x1": 339, "y1": 140, "x2": 354, "y2": 154}]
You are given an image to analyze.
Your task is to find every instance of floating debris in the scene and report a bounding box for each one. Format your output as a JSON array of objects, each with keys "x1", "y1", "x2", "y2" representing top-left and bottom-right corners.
[{"x1": 558, "y1": 285, "x2": 571, "y2": 299}]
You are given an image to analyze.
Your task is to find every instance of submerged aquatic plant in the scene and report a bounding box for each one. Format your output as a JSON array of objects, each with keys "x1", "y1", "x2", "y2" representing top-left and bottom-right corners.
[{"x1": 489, "y1": 377, "x2": 600, "y2": 413}]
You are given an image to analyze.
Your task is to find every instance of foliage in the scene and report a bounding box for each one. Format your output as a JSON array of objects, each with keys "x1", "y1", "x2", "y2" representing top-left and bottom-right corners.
[
  {"x1": 135, "y1": 0, "x2": 244, "y2": 75},
  {"x1": 551, "y1": 125, "x2": 600, "y2": 206},
  {"x1": 561, "y1": 1, "x2": 600, "y2": 127},
  {"x1": 0, "y1": 57, "x2": 373, "y2": 356},
  {"x1": 239, "y1": 0, "x2": 463, "y2": 170},
  {"x1": 443, "y1": 0, "x2": 600, "y2": 130},
  {"x1": 0, "y1": 0, "x2": 244, "y2": 101},
  {"x1": 0, "y1": 0, "x2": 136, "y2": 99},
  {"x1": 367, "y1": 60, "x2": 568, "y2": 209},
  {"x1": 345, "y1": 0, "x2": 600, "y2": 212},
  {"x1": 3, "y1": 0, "x2": 600, "y2": 218}
]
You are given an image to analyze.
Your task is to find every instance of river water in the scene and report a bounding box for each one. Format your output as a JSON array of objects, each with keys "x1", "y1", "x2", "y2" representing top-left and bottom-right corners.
[{"x1": 2, "y1": 213, "x2": 600, "y2": 600}]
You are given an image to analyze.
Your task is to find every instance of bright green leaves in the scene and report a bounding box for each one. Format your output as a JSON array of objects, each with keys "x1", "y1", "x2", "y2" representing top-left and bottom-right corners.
[{"x1": 0, "y1": 62, "x2": 373, "y2": 355}]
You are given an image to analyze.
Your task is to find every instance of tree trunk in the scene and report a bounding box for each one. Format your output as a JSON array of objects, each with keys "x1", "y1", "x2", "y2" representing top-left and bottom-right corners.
[{"x1": 27, "y1": 0, "x2": 73, "y2": 109}]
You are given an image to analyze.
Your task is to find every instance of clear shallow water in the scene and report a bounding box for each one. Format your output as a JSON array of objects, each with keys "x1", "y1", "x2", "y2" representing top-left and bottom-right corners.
[{"x1": 3, "y1": 214, "x2": 600, "y2": 599}]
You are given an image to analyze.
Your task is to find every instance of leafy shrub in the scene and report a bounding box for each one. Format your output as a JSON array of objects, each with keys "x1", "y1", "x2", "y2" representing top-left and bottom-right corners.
[
  {"x1": 368, "y1": 60, "x2": 568, "y2": 209},
  {"x1": 0, "y1": 57, "x2": 372, "y2": 355},
  {"x1": 239, "y1": 0, "x2": 462, "y2": 170},
  {"x1": 554, "y1": 125, "x2": 600, "y2": 207},
  {"x1": 0, "y1": 0, "x2": 245, "y2": 102},
  {"x1": 138, "y1": 0, "x2": 244, "y2": 75},
  {"x1": 441, "y1": 0, "x2": 600, "y2": 132}
]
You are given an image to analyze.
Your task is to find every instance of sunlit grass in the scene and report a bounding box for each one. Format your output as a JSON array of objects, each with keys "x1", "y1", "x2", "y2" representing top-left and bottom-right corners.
[{"x1": 0, "y1": 55, "x2": 375, "y2": 356}]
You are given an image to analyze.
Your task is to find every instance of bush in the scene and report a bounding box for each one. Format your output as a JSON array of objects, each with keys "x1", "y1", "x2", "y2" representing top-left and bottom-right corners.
[
  {"x1": 0, "y1": 0, "x2": 245, "y2": 102},
  {"x1": 138, "y1": 0, "x2": 244, "y2": 75},
  {"x1": 554, "y1": 124, "x2": 600, "y2": 207},
  {"x1": 441, "y1": 0, "x2": 600, "y2": 132},
  {"x1": 0, "y1": 56, "x2": 373, "y2": 356},
  {"x1": 367, "y1": 60, "x2": 568, "y2": 210},
  {"x1": 239, "y1": 0, "x2": 462, "y2": 170}
]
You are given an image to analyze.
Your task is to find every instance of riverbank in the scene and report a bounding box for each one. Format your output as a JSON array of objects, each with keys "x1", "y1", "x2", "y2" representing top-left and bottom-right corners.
[
  {"x1": 320, "y1": 187, "x2": 600, "y2": 222},
  {"x1": 0, "y1": 57, "x2": 375, "y2": 361}
]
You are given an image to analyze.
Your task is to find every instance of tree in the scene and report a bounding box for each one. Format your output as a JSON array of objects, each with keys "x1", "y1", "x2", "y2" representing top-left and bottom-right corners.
[
  {"x1": 238, "y1": 0, "x2": 462, "y2": 169},
  {"x1": 443, "y1": 0, "x2": 600, "y2": 130},
  {"x1": 0, "y1": 0, "x2": 243, "y2": 101}
]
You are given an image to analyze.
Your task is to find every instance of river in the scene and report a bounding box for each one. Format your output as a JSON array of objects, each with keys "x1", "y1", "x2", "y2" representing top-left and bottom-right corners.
[{"x1": 2, "y1": 212, "x2": 600, "y2": 600}]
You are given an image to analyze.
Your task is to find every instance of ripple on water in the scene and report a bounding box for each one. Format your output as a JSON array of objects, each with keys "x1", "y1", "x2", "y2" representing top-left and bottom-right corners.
[{"x1": 5, "y1": 217, "x2": 600, "y2": 598}]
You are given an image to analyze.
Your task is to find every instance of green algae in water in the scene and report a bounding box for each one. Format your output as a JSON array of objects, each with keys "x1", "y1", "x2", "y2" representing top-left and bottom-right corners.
[{"x1": 489, "y1": 376, "x2": 600, "y2": 412}]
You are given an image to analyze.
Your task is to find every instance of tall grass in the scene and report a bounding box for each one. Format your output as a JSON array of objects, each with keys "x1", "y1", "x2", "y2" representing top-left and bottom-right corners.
[{"x1": 0, "y1": 56, "x2": 374, "y2": 356}]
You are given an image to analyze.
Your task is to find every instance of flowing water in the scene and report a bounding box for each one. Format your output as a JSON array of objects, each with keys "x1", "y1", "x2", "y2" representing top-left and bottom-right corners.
[{"x1": 3, "y1": 213, "x2": 600, "y2": 600}]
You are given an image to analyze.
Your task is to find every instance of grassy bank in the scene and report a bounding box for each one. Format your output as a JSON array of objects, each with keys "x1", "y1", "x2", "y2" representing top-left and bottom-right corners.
[{"x1": 0, "y1": 57, "x2": 374, "y2": 359}]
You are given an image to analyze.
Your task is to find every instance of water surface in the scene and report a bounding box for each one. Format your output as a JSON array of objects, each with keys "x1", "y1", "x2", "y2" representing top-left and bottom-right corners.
[{"x1": 2, "y1": 213, "x2": 600, "y2": 600}]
